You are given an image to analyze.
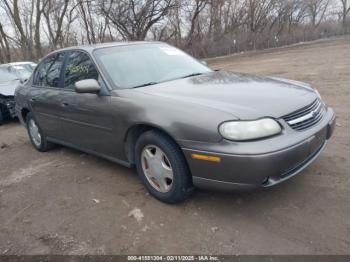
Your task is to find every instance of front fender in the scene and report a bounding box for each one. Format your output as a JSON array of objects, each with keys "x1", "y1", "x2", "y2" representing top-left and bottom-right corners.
[
  {"x1": 109, "y1": 90, "x2": 236, "y2": 161},
  {"x1": 112, "y1": 90, "x2": 236, "y2": 143}
]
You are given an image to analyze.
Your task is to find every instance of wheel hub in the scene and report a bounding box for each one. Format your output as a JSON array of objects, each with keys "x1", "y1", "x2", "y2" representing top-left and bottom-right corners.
[
  {"x1": 28, "y1": 119, "x2": 41, "y2": 147},
  {"x1": 141, "y1": 145, "x2": 174, "y2": 193}
]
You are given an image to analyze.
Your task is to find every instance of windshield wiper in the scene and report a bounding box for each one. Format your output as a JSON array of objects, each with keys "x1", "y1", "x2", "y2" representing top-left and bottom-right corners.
[
  {"x1": 132, "y1": 82, "x2": 158, "y2": 89},
  {"x1": 181, "y1": 73, "x2": 204, "y2": 79}
]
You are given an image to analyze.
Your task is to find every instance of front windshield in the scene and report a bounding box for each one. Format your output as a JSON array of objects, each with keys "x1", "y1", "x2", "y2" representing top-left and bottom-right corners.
[
  {"x1": 0, "y1": 69, "x2": 18, "y2": 83},
  {"x1": 94, "y1": 43, "x2": 212, "y2": 89}
]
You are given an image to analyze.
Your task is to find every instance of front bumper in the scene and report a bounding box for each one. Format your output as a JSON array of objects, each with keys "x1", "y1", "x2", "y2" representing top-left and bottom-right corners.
[
  {"x1": 181, "y1": 107, "x2": 336, "y2": 191},
  {"x1": 0, "y1": 96, "x2": 16, "y2": 119}
]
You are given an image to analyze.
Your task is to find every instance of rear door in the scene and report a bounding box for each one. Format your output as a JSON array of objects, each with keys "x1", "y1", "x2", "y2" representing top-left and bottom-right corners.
[
  {"x1": 29, "y1": 52, "x2": 65, "y2": 139},
  {"x1": 59, "y1": 50, "x2": 115, "y2": 157}
]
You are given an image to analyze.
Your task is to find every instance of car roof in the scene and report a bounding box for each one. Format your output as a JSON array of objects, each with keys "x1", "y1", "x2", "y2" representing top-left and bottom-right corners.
[{"x1": 49, "y1": 41, "x2": 163, "y2": 55}]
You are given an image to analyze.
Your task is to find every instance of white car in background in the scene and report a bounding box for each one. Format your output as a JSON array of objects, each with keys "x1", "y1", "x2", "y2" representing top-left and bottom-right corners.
[
  {"x1": 0, "y1": 62, "x2": 37, "y2": 82},
  {"x1": 0, "y1": 69, "x2": 21, "y2": 124}
]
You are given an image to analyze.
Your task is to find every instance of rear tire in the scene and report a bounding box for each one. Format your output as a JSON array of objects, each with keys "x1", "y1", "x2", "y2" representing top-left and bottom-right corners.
[
  {"x1": 26, "y1": 112, "x2": 55, "y2": 152},
  {"x1": 135, "y1": 130, "x2": 194, "y2": 203}
]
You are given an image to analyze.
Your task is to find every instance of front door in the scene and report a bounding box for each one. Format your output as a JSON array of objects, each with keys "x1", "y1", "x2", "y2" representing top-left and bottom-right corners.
[{"x1": 59, "y1": 51, "x2": 116, "y2": 157}]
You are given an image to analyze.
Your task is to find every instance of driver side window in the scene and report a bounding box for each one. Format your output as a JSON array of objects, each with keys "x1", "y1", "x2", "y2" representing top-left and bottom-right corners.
[{"x1": 64, "y1": 51, "x2": 99, "y2": 89}]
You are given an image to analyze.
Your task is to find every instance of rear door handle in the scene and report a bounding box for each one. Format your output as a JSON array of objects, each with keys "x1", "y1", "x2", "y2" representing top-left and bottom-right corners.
[
  {"x1": 61, "y1": 102, "x2": 69, "y2": 107},
  {"x1": 30, "y1": 98, "x2": 37, "y2": 102}
]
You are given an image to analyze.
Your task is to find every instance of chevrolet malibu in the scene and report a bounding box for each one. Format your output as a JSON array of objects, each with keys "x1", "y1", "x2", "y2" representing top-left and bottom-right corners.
[{"x1": 15, "y1": 42, "x2": 336, "y2": 203}]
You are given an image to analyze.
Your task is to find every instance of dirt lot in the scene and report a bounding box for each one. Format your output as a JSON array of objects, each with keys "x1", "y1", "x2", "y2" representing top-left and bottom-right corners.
[{"x1": 0, "y1": 37, "x2": 349, "y2": 255}]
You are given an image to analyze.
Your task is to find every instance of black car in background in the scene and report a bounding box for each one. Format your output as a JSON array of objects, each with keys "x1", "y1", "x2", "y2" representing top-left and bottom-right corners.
[{"x1": 0, "y1": 69, "x2": 20, "y2": 125}]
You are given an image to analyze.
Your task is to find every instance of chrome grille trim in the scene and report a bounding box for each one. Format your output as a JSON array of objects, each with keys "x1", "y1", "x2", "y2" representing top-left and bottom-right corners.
[{"x1": 283, "y1": 99, "x2": 325, "y2": 131}]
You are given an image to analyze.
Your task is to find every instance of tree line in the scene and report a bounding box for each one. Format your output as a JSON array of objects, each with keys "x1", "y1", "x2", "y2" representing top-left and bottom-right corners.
[{"x1": 0, "y1": 0, "x2": 349, "y2": 62}]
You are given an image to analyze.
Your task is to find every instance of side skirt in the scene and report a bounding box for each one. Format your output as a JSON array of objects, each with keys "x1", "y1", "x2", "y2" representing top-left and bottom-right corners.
[{"x1": 47, "y1": 137, "x2": 132, "y2": 168}]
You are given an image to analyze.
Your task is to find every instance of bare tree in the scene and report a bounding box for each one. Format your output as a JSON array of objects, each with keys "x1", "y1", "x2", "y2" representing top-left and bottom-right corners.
[
  {"x1": 305, "y1": 0, "x2": 330, "y2": 28},
  {"x1": 77, "y1": 0, "x2": 112, "y2": 44},
  {"x1": 151, "y1": 0, "x2": 183, "y2": 44},
  {"x1": 0, "y1": 21, "x2": 11, "y2": 62},
  {"x1": 184, "y1": 0, "x2": 208, "y2": 48},
  {"x1": 100, "y1": 0, "x2": 176, "y2": 40},
  {"x1": 245, "y1": 0, "x2": 278, "y2": 48},
  {"x1": 77, "y1": 0, "x2": 97, "y2": 44},
  {"x1": 43, "y1": 0, "x2": 72, "y2": 49},
  {"x1": 170, "y1": 0, "x2": 183, "y2": 44},
  {"x1": 34, "y1": 0, "x2": 50, "y2": 58},
  {"x1": 222, "y1": 0, "x2": 246, "y2": 34},
  {"x1": 2, "y1": 0, "x2": 31, "y2": 59},
  {"x1": 340, "y1": 0, "x2": 350, "y2": 28},
  {"x1": 0, "y1": 0, "x2": 348, "y2": 61}
]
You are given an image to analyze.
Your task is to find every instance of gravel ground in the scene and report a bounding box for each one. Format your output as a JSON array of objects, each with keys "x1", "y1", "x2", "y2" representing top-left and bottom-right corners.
[{"x1": 0, "y1": 37, "x2": 349, "y2": 255}]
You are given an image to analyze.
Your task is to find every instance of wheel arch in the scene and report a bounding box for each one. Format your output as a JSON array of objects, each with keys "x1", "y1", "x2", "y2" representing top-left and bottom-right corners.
[
  {"x1": 21, "y1": 108, "x2": 31, "y2": 121},
  {"x1": 124, "y1": 123, "x2": 182, "y2": 166}
]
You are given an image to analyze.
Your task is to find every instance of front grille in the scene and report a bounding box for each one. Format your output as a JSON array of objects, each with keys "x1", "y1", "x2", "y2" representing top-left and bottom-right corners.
[{"x1": 283, "y1": 99, "x2": 325, "y2": 131}]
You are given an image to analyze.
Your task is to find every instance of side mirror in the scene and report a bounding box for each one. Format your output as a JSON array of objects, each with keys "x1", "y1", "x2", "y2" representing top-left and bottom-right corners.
[{"x1": 75, "y1": 79, "x2": 101, "y2": 94}]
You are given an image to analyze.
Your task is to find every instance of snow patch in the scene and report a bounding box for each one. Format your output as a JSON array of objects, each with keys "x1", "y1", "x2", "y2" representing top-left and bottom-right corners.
[
  {"x1": 128, "y1": 208, "x2": 144, "y2": 223},
  {"x1": 0, "y1": 160, "x2": 58, "y2": 187}
]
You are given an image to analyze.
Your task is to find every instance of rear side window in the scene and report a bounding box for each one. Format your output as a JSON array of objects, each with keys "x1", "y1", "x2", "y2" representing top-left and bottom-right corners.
[
  {"x1": 64, "y1": 51, "x2": 98, "y2": 89},
  {"x1": 34, "y1": 53, "x2": 65, "y2": 88}
]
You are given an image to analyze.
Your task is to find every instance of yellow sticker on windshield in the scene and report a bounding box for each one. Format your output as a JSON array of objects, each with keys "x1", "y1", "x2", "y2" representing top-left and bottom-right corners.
[{"x1": 67, "y1": 65, "x2": 89, "y2": 75}]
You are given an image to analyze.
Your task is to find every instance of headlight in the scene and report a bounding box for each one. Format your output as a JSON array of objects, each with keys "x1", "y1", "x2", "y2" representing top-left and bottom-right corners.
[{"x1": 219, "y1": 118, "x2": 282, "y2": 141}]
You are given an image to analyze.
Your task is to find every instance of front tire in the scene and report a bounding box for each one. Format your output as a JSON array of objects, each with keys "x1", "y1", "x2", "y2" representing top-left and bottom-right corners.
[
  {"x1": 26, "y1": 112, "x2": 54, "y2": 152},
  {"x1": 135, "y1": 130, "x2": 194, "y2": 203}
]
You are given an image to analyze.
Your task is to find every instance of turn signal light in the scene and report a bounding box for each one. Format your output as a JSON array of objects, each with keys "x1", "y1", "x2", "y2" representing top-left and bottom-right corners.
[{"x1": 191, "y1": 154, "x2": 221, "y2": 162}]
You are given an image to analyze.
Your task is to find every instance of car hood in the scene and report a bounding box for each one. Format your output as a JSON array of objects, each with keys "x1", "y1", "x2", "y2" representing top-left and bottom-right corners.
[
  {"x1": 135, "y1": 71, "x2": 318, "y2": 119},
  {"x1": 0, "y1": 79, "x2": 20, "y2": 96}
]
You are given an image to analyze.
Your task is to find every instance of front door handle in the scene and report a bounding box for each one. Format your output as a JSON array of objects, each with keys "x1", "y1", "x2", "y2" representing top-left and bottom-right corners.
[
  {"x1": 61, "y1": 102, "x2": 69, "y2": 107},
  {"x1": 30, "y1": 98, "x2": 37, "y2": 102}
]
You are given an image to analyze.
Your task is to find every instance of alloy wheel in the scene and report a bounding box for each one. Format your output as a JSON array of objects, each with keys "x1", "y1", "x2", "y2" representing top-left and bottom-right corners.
[
  {"x1": 141, "y1": 145, "x2": 174, "y2": 193},
  {"x1": 28, "y1": 119, "x2": 42, "y2": 147}
]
